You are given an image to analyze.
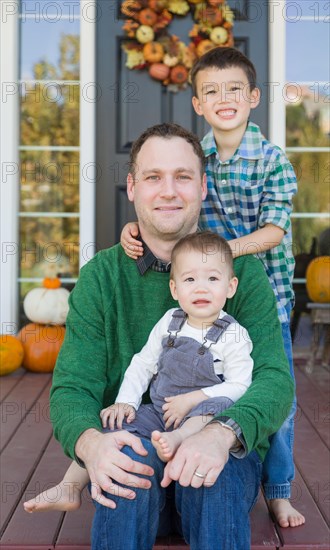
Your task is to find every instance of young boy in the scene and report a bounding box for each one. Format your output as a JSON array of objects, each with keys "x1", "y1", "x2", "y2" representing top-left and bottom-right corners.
[
  {"x1": 24, "y1": 232, "x2": 253, "y2": 513},
  {"x1": 120, "y1": 48, "x2": 304, "y2": 528}
]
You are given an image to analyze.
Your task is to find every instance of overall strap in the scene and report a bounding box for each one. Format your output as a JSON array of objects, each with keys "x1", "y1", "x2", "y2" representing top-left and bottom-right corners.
[
  {"x1": 166, "y1": 309, "x2": 187, "y2": 347},
  {"x1": 198, "y1": 314, "x2": 235, "y2": 355}
]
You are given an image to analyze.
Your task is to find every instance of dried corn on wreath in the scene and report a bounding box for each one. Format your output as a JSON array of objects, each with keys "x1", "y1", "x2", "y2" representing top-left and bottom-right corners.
[{"x1": 121, "y1": 0, "x2": 234, "y2": 91}]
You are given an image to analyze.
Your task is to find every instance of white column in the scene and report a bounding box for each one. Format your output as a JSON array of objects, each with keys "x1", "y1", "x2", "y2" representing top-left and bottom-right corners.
[
  {"x1": 79, "y1": 0, "x2": 96, "y2": 268},
  {"x1": 268, "y1": 1, "x2": 286, "y2": 149},
  {"x1": 0, "y1": 1, "x2": 20, "y2": 333}
]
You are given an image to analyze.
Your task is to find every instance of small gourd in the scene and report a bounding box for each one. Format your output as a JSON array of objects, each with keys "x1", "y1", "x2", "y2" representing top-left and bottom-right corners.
[{"x1": 23, "y1": 277, "x2": 70, "y2": 325}]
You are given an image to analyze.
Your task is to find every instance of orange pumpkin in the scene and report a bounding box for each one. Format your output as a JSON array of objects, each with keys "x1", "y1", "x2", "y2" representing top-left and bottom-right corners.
[
  {"x1": 196, "y1": 40, "x2": 215, "y2": 58},
  {"x1": 306, "y1": 256, "x2": 330, "y2": 303},
  {"x1": 42, "y1": 277, "x2": 62, "y2": 289},
  {"x1": 18, "y1": 323, "x2": 65, "y2": 373},
  {"x1": 170, "y1": 64, "x2": 189, "y2": 84},
  {"x1": 139, "y1": 8, "x2": 158, "y2": 26},
  {"x1": 143, "y1": 41, "x2": 164, "y2": 63},
  {"x1": 149, "y1": 62, "x2": 170, "y2": 81},
  {"x1": 0, "y1": 335, "x2": 24, "y2": 376},
  {"x1": 148, "y1": 0, "x2": 167, "y2": 12}
]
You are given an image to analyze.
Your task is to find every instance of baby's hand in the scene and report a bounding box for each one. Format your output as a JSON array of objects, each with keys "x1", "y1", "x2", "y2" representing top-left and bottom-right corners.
[
  {"x1": 120, "y1": 222, "x2": 143, "y2": 259},
  {"x1": 162, "y1": 395, "x2": 192, "y2": 429},
  {"x1": 162, "y1": 391, "x2": 207, "y2": 429},
  {"x1": 100, "y1": 403, "x2": 136, "y2": 430}
]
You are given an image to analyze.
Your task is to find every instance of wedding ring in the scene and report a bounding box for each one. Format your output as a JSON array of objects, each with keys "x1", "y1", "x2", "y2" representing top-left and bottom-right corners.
[{"x1": 194, "y1": 470, "x2": 206, "y2": 479}]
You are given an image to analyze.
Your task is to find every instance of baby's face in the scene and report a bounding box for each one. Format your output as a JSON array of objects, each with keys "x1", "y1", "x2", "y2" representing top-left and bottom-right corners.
[{"x1": 169, "y1": 249, "x2": 238, "y2": 329}]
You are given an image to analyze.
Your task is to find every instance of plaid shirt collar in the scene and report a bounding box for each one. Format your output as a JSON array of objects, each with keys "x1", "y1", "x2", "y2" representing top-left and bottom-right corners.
[
  {"x1": 136, "y1": 238, "x2": 171, "y2": 275},
  {"x1": 202, "y1": 121, "x2": 264, "y2": 163}
]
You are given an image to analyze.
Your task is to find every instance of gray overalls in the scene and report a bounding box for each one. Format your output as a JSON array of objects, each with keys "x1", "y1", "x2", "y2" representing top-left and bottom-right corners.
[{"x1": 118, "y1": 309, "x2": 234, "y2": 439}]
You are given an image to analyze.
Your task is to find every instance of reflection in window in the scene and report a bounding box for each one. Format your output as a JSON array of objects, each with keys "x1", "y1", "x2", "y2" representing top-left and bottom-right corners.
[{"x1": 20, "y1": 151, "x2": 79, "y2": 212}]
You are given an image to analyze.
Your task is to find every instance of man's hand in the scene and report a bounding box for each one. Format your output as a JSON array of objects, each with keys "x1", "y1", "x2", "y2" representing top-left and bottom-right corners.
[
  {"x1": 162, "y1": 390, "x2": 208, "y2": 429},
  {"x1": 161, "y1": 423, "x2": 237, "y2": 489},
  {"x1": 100, "y1": 402, "x2": 136, "y2": 430},
  {"x1": 75, "y1": 428, "x2": 154, "y2": 509}
]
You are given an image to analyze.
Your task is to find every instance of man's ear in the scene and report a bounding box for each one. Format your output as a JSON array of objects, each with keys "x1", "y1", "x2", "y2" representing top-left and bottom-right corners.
[
  {"x1": 202, "y1": 173, "x2": 207, "y2": 200},
  {"x1": 192, "y1": 95, "x2": 203, "y2": 116},
  {"x1": 250, "y1": 87, "x2": 261, "y2": 110},
  {"x1": 169, "y1": 279, "x2": 178, "y2": 301},
  {"x1": 127, "y1": 173, "x2": 135, "y2": 202},
  {"x1": 227, "y1": 277, "x2": 239, "y2": 299}
]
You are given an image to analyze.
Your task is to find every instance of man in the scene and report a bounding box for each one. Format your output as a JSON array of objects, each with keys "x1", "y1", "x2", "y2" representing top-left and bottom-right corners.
[{"x1": 50, "y1": 123, "x2": 294, "y2": 549}]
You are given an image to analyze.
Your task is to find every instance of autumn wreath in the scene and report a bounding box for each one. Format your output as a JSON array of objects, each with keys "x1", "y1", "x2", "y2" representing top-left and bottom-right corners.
[{"x1": 121, "y1": 0, "x2": 234, "y2": 91}]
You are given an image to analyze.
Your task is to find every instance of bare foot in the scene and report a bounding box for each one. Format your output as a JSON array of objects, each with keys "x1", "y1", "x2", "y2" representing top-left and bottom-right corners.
[
  {"x1": 151, "y1": 430, "x2": 183, "y2": 462},
  {"x1": 268, "y1": 498, "x2": 305, "y2": 528},
  {"x1": 23, "y1": 482, "x2": 81, "y2": 513}
]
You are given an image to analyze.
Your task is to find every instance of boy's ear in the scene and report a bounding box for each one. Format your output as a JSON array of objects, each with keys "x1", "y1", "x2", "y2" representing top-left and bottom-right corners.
[
  {"x1": 169, "y1": 279, "x2": 178, "y2": 301},
  {"x1": 127, "y1": 173, "x2": 135, "y2": 202},
  {"x1": 250, "y1": 87, "x2": 261, "y2": 110},
  {"x1": 227, "y1": 277, "x2": 239, "y2": 299},
  {"x1": 192, "y1": 95, "x2": 203, "y2": 116}
]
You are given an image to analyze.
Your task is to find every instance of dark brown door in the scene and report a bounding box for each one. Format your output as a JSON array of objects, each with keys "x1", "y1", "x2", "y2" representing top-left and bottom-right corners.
[{"x1": 96, "y1": 1, "x2": 269, "y2": 249}]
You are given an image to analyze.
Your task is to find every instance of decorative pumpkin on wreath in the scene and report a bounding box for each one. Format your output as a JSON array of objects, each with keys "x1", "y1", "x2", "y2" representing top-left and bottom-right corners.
[{"x1": 121, "y1": 0, "x2": 234, "y2": 91}]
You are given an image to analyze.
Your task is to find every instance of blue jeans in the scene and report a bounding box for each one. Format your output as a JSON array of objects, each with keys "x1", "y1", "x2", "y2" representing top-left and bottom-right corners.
[
  {"x1": 91, "y1": 439, "x2": 262, "y2": 550},
  {"x1": 262, "y1": 302, "x2": 296, "y2": 499}
]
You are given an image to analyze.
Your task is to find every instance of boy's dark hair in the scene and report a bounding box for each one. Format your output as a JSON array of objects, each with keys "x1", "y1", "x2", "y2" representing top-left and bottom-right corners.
[
  {"x1": 129, "y1": 123, "x2": 205, "y2": 177},
  {"x1": 170, "y1": 231, "x2": 235, "y2": 279},
  {"x1": 190, "y1": 47, "x2": 257, "y2": 96}
]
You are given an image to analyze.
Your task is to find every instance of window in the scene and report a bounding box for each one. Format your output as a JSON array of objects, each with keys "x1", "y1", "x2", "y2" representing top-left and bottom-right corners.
[
  {"x1": 285, "y1": 1, "x2": 330, "y2": 261},
  {"x1": 18, "y1": 1, "x2": 81, "y2": 323}
]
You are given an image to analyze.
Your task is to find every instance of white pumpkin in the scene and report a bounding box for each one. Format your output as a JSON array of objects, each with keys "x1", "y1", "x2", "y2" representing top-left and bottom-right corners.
[{"x1": 23, "y1": 278, "x2": 70, "y2": 325}]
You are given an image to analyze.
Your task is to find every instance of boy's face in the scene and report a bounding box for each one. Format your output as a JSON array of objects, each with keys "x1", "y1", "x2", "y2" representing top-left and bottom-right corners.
[
  {"x1": 169, "y1": 249, "x2": 238, "y2": 329},
  {"x1": 192, "y1": 66, "x2": 260, "y2": 135}
]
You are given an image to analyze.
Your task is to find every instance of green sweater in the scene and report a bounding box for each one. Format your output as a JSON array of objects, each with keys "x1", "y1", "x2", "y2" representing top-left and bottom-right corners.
[{"x1": 50, "y1": 244, "x2": 294, "y2": 461}]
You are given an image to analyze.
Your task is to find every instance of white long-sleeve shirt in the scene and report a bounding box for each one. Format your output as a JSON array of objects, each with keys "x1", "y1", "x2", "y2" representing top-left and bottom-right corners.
[{"x1": 116, "y1": 308, "x2": 253, "y2": 410}]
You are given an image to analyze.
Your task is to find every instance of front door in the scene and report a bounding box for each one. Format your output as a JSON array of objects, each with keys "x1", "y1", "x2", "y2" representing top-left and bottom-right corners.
[{"x1": 96, "y1": 1, "x2": 269, "y2": 250}]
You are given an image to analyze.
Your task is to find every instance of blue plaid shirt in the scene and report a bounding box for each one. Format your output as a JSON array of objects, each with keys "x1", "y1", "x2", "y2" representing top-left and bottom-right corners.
[{"x1": 199, "y1": 122, "x2": 297, "y2": 324}]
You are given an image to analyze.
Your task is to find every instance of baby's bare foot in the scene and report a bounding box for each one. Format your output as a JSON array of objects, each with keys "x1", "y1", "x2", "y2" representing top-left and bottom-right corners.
[
  {"x1": 24, "y1": 482, "x2": 81, "y2": 513},
  {"x1": 268, "y1": 498, "x2": 305, "y2": 528},
  {"x1": 151, "y1": 430, "x2": 183, "y2": 462}
]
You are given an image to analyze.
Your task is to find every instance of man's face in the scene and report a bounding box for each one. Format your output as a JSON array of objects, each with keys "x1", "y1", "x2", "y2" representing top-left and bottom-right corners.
[
  {"x1": 192, "y1": 66, "x2": 260, "y2": 134},
  {"x1": 127, "y1": 137, "x2": 207, "y2": 241}
]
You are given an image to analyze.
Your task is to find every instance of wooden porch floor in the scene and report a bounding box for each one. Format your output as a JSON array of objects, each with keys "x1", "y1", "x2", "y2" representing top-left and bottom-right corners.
[{"x1": 0, "y1": 357, "x2": 329, "y2": 549}]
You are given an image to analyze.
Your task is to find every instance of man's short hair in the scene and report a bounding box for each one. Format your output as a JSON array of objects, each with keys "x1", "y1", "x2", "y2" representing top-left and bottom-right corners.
[
  {"x1": 170, "y1": 231, "x2": 235, "y2": 279},
  {"x1": 129, "y1": 123, "x2": 205, "y2": 177},
  {"x1": 190, "y1": 47, "x2": 257, "y2": 96}
]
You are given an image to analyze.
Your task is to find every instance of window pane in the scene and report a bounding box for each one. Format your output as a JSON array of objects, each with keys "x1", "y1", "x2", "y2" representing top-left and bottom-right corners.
[
  {"x1": 20, "y1": 150, "x2": 79, "y2": 213},
  {"x1": 21, "y1": 21, "x2": 79, "y2": 80},
  {"x1": 292, "y1": 218, "x2": 329, "y2": 256},
  {"x1": 286, "y1": 20, "x2": 329, "y2": 82},
  {"x1": 286, "y1": 88, "x2": 330, "y2": 147},
  {"x1": 20, "y1": 217, "x2": 79, "y2": 279},
  {"x1": 21, "y1": 0, "x2": 80, "y2": 18},
  {"x1": 20, "y1": 83, "x2": 80, "y2": 146},
  {"x1": 286, "y1": 1, "x2": 329, "y2": 18},
  {"x1": 289, "y1": 153, "x2": 330, "y2": 214}
]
